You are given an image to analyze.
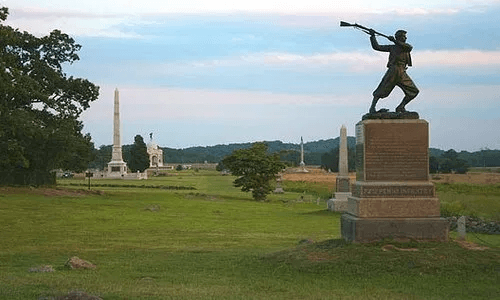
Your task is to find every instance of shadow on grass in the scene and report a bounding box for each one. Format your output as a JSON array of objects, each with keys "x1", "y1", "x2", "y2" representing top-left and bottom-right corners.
[
  {"x1": 313, "y1": 238, "x2": 351, "y2": 249},
  {"x1": 300, "y1": 209, "x2": 341, "y2": 216}
]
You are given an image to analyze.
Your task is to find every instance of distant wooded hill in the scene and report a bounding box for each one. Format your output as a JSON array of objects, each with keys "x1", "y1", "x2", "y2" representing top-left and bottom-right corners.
[
  {"x1": 160, "y1": 137, "x2": 357, "y2": 166},
  {"x1": 89, "y1": 138, "x2": 500, "y2": 171}
]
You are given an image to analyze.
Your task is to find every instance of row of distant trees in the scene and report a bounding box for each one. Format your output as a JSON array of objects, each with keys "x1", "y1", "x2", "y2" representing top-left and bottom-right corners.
[
  {"x1": 90, "y1": 143, "x2": 500, "y2": 175},
  {"x1": 429, "y1": 149, "x2": 469, "y2": 174}
]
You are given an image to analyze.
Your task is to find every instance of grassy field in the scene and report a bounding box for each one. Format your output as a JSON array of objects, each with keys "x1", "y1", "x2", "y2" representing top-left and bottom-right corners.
[
  {"x1": 436, "y1": 182, "x2": 500, "y2": 221},
  {"x1": 1, "y1": 170, "x2": 499, "y2": 299}
]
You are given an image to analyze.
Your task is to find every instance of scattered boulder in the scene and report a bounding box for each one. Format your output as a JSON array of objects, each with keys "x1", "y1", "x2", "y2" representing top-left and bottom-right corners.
[
  {"x1": 65, "y1": 257, "x2": 96, "y2": 270},
  {"x1": 55, "y1": 290, "x2": 102, "y2": 300},
  {"x1": 29, "y1": 265, "x2": 55, "y2": 273},
  {"x1": 38, "y1": 290, "x2": 103, "y2": 300},
  {"x1": 144, "y1": 204, "x2": 161, "y2": 212}
]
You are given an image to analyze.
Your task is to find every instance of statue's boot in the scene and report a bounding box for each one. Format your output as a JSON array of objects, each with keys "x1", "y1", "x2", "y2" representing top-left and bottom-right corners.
[
  {"x1": 396, "y1": 97, "x2": 412, "y2": 113},
  {"x1": 369, "y1": 98, "x2": 379, "y2": 114}
]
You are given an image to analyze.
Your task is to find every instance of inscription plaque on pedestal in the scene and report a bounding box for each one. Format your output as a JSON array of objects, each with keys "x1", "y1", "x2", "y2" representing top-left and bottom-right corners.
[
  {"x1": 342, "y1": 119, "x2": 449, "y2": 243},
  {"x1": 356, "y1": 119, "x2": 429, "y2": 182}
]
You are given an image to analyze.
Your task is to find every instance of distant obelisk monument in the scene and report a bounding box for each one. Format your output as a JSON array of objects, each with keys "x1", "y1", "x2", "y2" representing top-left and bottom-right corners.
[
  {"x1": 297, "y1": 136, "x2": 308, "y2": 173},
  {"x1": 327, "y1": 125, "x2": 351, "y2": 211},
  {"x1": 107, "y1": 88, "x2": 127, "y2": 177}
]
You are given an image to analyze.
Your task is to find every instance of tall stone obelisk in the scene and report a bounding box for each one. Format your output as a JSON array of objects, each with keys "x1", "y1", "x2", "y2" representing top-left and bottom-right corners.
[
  {"x1": 107, "y1": 88, "x2": 127, "y2": 177},
  {"x1": 327, "y1": 125, "x2": 351, "y2": 211},
  {"x1": 338, "y1": 125, "x2": 349, "y2": 179},
  {"x1": 297, "y1": 136, "x2": 308, "y2": 173}
]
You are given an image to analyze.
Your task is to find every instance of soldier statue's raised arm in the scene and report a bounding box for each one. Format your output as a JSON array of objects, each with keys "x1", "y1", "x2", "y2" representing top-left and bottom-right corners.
[{"x1": 369, "y1": 29, "x2": 419, "y2": 114}]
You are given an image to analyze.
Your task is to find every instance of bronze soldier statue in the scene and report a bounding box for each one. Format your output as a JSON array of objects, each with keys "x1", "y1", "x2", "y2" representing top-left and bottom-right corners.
[{"x1": 369, "y1": 29, "x2": 419, "y2": 114}]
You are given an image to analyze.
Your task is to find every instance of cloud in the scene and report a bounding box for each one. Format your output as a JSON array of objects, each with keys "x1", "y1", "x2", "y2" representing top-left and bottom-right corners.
[
  {"x1": 3, "y1": 7, "x2": 144, "y2": 38},
  {"x1": 145, "y1": 49, "x2": 500, "y2": 74},
  {"x1": 7, "y1": 0, "x2": 500, "y2": 37},
  {"x1": 82, "y1": 82, "x2": 500, "y2": 150},
  {"x1": 415, "y1": 50, "x2": 500, "y2": 67},
  {"x1": 10, "y1": 0, "x2": 500, "y2": 14},
  {"x1": 81, "y1": 85, "x2": 367, "y2": 122}
]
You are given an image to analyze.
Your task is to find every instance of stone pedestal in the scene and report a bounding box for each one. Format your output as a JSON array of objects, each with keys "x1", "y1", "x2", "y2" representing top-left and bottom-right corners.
[
  {"x1": 341, "y1": 119, "x2": 449, "y2": 243},
  {"x1": 107, "y1": 161, "x2": 127, "y2": 177},
  {"x1": 327, "y1": 192, "x2": 350, "y2": 212},
  {"x1": 327, "y1": 176, "x2": 351, "y2": 212}
]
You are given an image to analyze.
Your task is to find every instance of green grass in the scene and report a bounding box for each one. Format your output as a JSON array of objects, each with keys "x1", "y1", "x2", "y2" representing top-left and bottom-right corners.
[
  {"x1": 0, "y1": 175, "x2": 499, "y2": 299},
  {"x1": 281, "y1": 180, "x2": 332, "y2": 200},
  {"x1": 436, "y1": 182, "x2": 500, "y2": 221}
]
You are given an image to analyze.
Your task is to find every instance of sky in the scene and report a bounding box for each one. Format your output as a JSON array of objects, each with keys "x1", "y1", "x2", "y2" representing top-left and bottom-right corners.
[{"x1": 3, "y1": 0, "x2": 500, "y2": 151}]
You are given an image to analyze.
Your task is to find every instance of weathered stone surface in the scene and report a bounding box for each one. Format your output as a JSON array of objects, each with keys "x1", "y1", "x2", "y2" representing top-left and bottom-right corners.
[
  {"x1": 341, "y1": 214, "x2": 449, "y2": 243},
  {"x1": 341, "y1": 118, "x2": 449, "y2": 243},
  {"x1": 273, "y1": 187, "x2": 284, "y2": 194},
  {"x1": 338, "y1": 125, "x2": 349, "y2": 176},
  {"x1": 29, "y1": 265, "x2": 55, "y2": 273},
  {"x1": 332, "y1": 125, "x2": 351, "y2": 211},
  {"x1": 347, "y1": 196, "x2": 441, "y2": 218},
  {"x1": 352, "y1": 181, "x2": 435, "y2": 198},
  {"x1": 65, "y1": 257, "x2": 96, "y2": 270},
  {"x1": 355, "y1": 119, "x2": 429, "y2": 182},
  {"x1": 336, "y1": 176, "x2": 350, "y2": 193},
  {"x1": 457, "y1": 216, "x2": 466, "y2": 240},
  {"x1": 327, "y1": 196, "x2": 349, "y2": 212},
  {"x1": 144, "y1": 204, "x2": 161, "y2": 212},
  {"x1": 43, "y1": 290, "x2": 103, "y2": 300}
]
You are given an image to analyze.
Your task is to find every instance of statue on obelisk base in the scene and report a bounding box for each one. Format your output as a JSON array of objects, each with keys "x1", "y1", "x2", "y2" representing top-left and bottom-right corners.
[
  {"x1": 327, "y1": 125, "x2": 351, "y2": 212},
  {"x1": 107, "y1": 88, "x2": 128, "y2": 177}
]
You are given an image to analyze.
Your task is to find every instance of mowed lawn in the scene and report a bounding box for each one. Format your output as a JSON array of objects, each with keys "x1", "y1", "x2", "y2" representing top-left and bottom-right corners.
[{"x1": 0, "y1": 171, "x2": 499, "y2": 299}]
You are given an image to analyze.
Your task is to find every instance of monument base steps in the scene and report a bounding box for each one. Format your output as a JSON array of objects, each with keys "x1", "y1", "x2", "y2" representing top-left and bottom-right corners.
[
  {"x1": 341, "y1": 214, "x2": 449, "y2": 243},
  {"x1": 327, "y1": 199, "x2": 348, "y2": 212},
  {"x1": 347, "y1": 196, "x2": 441, "y2": 218},
  {"x1": 340, "y1": 118, "x2": 450, "y2": 243},
  {"x1": 327, "y1": 192, "x2": 351, "y2": 212}
]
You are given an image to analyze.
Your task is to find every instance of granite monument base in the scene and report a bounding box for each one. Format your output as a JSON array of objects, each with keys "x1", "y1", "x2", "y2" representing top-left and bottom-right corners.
[
  {"x1": 341, "y1": 214, "x2": 449, "y2": 243},
  {"x1": 327, "y1": 192, "x2": 350, "y2": 212},
  {"x1": 341, "y1": 118, "x2": 449, "y2": 243}
]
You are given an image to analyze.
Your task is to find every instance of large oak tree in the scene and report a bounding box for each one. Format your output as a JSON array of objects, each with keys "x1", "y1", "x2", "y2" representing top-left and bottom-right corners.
[{"x1": 0, "y1": 7, "x2": 99, "y2": 185}]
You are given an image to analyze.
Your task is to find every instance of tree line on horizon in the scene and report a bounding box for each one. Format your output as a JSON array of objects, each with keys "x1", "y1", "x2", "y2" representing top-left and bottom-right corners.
[{"x1": 88, "y1": 138, "x2": 500, "y2": 174}]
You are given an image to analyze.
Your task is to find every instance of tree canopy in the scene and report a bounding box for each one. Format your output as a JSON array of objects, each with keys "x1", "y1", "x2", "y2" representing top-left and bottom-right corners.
[
  {"x1": 320, "y1": 146, "x2": 356, "y2": 172},
  {"x1": 430, "y1": 149, "x2": 469, "y2": 174},
  {"x1": 222, "y1": 142, "x2": 285, "y2": 201},
  {"x1": 0, "y1": 7, "x2": 99, "y2": 185},
  {"x1": 128, "y1": 135, "x2": 150, "y2": 172}
]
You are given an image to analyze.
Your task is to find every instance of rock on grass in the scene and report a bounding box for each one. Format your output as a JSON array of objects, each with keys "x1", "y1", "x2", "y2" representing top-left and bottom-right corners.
[{"x1": 65, "y1": 257, "x2": 96, "y2": 270}]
